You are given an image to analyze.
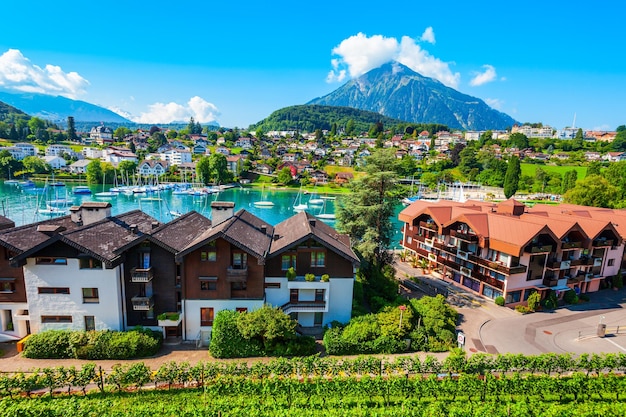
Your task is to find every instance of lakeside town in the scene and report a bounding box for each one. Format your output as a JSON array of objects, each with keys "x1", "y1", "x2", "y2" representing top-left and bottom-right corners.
[{"x1": 1, "y1": 119, "x2": 626, "y2": 414}]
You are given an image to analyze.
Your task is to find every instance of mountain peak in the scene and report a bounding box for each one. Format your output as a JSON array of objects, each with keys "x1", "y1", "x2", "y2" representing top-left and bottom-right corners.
[{"x1": 309, "y1": 63, "x2": 516, "y2": 130}]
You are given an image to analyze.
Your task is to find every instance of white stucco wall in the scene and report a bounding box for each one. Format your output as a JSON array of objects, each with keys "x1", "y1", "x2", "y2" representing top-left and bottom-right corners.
[
  {"x1": 24, "y1": 259, "x2": 124, "y2": 334},
  {"x1": 183, "y1": 299, "x2": 264, "y2": 342},
  {"x1": 0, "y1": 302, "x2": 28, "y2": 338}
]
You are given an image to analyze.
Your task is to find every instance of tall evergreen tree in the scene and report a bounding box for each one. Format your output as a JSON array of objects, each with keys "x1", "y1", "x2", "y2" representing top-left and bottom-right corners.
[
  {"x1": 336, "y1": 148, "x2": 400, "y2": 266},
  {"x1": 503, "y1": 156, "x2": 521, "y2": 199},
  {"x1": 67, "y1": 116, "x2": 77, "y2": 141}
]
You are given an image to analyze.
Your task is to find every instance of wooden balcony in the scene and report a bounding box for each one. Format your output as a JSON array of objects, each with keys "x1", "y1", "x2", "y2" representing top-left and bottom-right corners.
[
  {"x1": 450, "y1": 229, "x2": 478, "y2": 242},
  {"x1": 226, "y1": 266, "x2": 248, "y2": 282},
  {"x1": 476, "y1": 258, "x2": 527, "y2": 275},
  {"x1": 131, "y1": 295, "x2": 154, "y2": 311},
  {"x1": 561, "y1": 241, "x2": 582, "y2": 249},
  {"x1": 130, "y1": 266, "x2": 153, "y2": 283},
  {"x1": 543, "y1": 278, "x2": 558, "y2": 287},
  {"x1": 593, "y1": 239, "x2": 613, "y2": 247},
  {"x1": 526, "y1": 244, "x2": 553, "y2": 253},
  {"x1": 419, "y1": 221, "x2": 438, "y2": 232}
]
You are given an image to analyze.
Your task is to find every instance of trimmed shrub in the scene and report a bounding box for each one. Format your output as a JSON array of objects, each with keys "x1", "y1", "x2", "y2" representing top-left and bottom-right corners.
[
  {"x1": 527, "y1": 291, "x2": 541, "y2": 312},
  {"x1": 494, "y1": 296, "x2": 505, "y2": 306},
  {"x1": 286, "y1": 267, "x2": 297, "y2": 281},
  {"x1": 515, "y1": 305, "x2": 531, "y2": 314},
  {"x1": 22, "y1": 328, "x2": 162, "y2": 360},
  {"x1": 563, "y1": 289, "x2": 579, "y2": 305},
  {"x1": 209, "y1": 310, "x2": 263, "y2": 359},
  {"x1": 321, "y1": 274, "x2": 330, "y2": 282},
  {"x1": 305, "y1": 273, "x2": 316, "y2": 282}
]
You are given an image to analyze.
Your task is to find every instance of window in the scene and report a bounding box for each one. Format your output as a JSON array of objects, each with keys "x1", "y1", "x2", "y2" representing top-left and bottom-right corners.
[
  {"x1": 608, "y1": 259, "x2": 615, "y2": 266},
  {"x1": 200, "y1": 277, "x2": 217, "y2": 291},
  {"x1": 232, "y1": 252, "x2": 247, "y2": 269},
  {"x1": 200, "y1": 307, "x2": 214, "y2": 326},
  {"x1": 505, "y1": 290, "x2": 522, "y2": 304},
  {"x1": 314, "y1": 312, "x2": 323, "y2": 326},
  {"x1": 231, "y1": 281, "x2": 247, "y2": 291},
  {"x1": 79, "y1": 257, "x2": 102, "y2": 269},
  {"x1": 0, "y1": 279, "x2": 15, "y2": 293},
  {"x1": 200, "y1": 242, "x2": 217, "y2": 262},
  {"x1": 236, "y1": 307, "x2": 248, "y2": 313},
  {"x1": 265, "y1": 282, "x2": 281, "y2": 289},
  {"x1": 315, "y1": 289, "x2": 325, "y2": 302},
  {"x1": 85, "y1": 316, "x2": 95, "y2": 331},
  {"x1": 82, "y1": 288, "x2": 99, "y2": 303},
  {"x1": 310, "y1": 251, "x2": 325, "y2": 267},
  {"x1": 41, "y1": 315, "x2": 72, "y2": 323},
  {"x1": 38, "y1": 287, "x2": 70, "y2": 294},
  {"x1": 36, "y1": 257, "x2": 67, "y2": 265},
  {"x1": 281, "y1": 254, "x2": 297, "y2": 270}
]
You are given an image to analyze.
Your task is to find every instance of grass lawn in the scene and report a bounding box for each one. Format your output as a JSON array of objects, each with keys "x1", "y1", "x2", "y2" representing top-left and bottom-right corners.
[{"x1": 521, "y1": 163, "x2": 587, "y2": 178}]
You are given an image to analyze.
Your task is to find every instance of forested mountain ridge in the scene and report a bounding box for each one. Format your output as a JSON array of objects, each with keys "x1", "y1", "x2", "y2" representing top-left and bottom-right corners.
[{"x1": 250, "y1": 104, "x2": 447, "y2": 134}]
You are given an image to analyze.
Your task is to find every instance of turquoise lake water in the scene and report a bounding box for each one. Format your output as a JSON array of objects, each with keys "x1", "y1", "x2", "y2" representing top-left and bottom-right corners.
[{"x1": 0, "y1": 181, "x2": 403, "y2": 248}]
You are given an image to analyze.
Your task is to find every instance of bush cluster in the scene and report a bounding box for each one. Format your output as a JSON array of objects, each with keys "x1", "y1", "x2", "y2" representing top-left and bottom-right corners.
[
  {"x1": 22, "y1": 328, "x2": 162, "y2": 360},
  {"x1": 209, "y1": 306, "x2": 316, "y2": 359},
  {"x1": 324, "y1": 295, "x2": 458, "y2": 355}
]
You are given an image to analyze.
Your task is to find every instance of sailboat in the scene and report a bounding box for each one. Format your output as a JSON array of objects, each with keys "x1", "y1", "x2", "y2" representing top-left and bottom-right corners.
[
  {"x1": 316, "y1": 199, "x2": 336, "y2": 220},
  {"x1": 308, "y1": 185, "x2": 323, "y2": 206},
  {"x1": 4, "y1": 167, "x2": 19, "y2": 185},
  {"x1": 253, "y1": 184, "x2": 274, "y2": 207},
  {"x1": 95, "y1": 173, "x2": 118, "y2": 198},
  {"x1": 37, "y1": 180, "x2": 69, "y2": 216},
  {"x1": 293, "y1": 184, "x2": 308, "y2": 212}
]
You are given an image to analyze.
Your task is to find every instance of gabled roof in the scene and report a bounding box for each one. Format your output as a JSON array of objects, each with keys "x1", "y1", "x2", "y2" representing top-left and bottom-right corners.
[
  {"x1": 0, "y1": 215, "x2": 81, "y2": 254},
  {"x1": 149, "y1": 211, "x2": 212, "y2": 253},
  {"x1": 55, "y1": 210, "x2": 158, "y2": 267},
  {"x1": 269, "y1": 211, "x2": 359, "y2": 264},
  {"x1": 178, "y1": 209, "x2": 273, "y2": 261}
]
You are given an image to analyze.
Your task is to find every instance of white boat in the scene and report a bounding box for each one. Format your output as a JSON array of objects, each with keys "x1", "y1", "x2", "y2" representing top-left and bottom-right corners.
[
  {"x1": 254, "y1": 185, "x2": 274, "y2": 207},
  {"x1": 73, "y1": 186, "x2": 92, "y2": 195},
  {"x1": 170, "y1": 210, "x2": 183, "y2": 218},
  {"x1": 293, "y1": 185, "x2": 308, "y2": 212},
  {"x1": 308, "y1": 186, "x2": 324, "y2": 205},
  {"x1": 38, "y1": 206, "x2": 68, "y2": 216},
  {"x1": 4, "y1": 167, "x2": 19, "y2": 185},
  {"x1": 316, "y1": 199, "x2": 336, "y2": 220}
]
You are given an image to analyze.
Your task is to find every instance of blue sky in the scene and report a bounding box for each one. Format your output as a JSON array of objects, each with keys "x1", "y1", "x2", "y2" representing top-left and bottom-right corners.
[{"x1": 0, "y1": 1, "x2": 624, "y2": 131}]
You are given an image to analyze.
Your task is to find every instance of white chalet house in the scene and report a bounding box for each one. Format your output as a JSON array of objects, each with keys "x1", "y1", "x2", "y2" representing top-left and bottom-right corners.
[{"x1": 137, "y1": 160, "x2": 169, "y2": 177}]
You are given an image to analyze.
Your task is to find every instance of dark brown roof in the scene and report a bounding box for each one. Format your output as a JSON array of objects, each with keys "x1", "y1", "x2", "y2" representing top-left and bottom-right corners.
[
  {"x1": 59, "y1": 210, "x2": 158, "y2": 266},
  {"x1": 0, "y1": 215, "x2": 82, "y2": 254},
  {"x1": 269, "y1": 211, "x2": 359, "y2": 264},
  {"x1": 179, "y1": 209, "x2": 274, "y2": 261},
  {"x1": 0, "y1": 215, "x2": 15, "y2": 231},
  {"x1": 149, "y1": 211, "x2": 212, "y2": 252}
]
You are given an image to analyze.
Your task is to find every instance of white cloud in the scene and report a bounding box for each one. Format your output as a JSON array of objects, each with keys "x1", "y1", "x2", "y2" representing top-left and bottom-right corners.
[
  {"x1": 0, "y1": 49, "x2": 89, "y2": 98},
  {"x1": 470, "y1": 64, "x2": 497, "y2": 87},
  {"x1": 485, "y1": 98, "x2": 503, "y2": 110},
  {"x1": 420, "y1": 27, "x2": 436, "y2": 44},
  {"x1": 125, "y1": 96, "x2": 220, "y2": 124},
  {"x1": 326, "y1": 32, "x2": 460, "y2": 88}
]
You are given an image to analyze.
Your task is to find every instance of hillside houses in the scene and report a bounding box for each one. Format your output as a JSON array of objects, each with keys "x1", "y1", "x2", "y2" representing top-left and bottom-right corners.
[{"x1": 0, "y1": 202, "x2": 359, "y2": 342}]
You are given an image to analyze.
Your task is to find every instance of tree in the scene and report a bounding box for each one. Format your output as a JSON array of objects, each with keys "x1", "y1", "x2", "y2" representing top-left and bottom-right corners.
[
  {"x1": 196, "y1": 156, "x2": 211, "y2": 184},
  {"x1": 114, "y1": 126, "x2": 132, "y2": 140},
  {"x1": 612, "y1": 130, "x2": 626, "y2": 151},
  {"x1": 208, "y1": 153, "x2": 231, "y2": 184},
  {"x1": 22, "y1": 156, "x2": 50, "y2": 174},
  {"x1": 561, "y1": 169, "x2": 578, "y2": 194},
  {"x1": 507, "y1": 132, "x2": 529, "y2": 150},
  {"x1": 503, "y1": 156, "x2": 521, "y2": 199},
  {"x1": 85, "y1": 160, "x2": 103, "y2": 185},
  {"x1": 66, "y1": 116, "x2": 77, "y2": 142},
  {"x1": 587, "y1": 161, "x2": 602, "y2": 177},
  {"x1": 336, "y1": 148, "x2": 401, "y2": 266},
  {"x1": 27, "y1": 117, "x2": 47, "y2": 140},
  {"x1": 345, "y1": 119, "x2": 355, "y2": 136},
  {"x1": 277, "y1": 167, "x2": 292, "y2": 185},
  {"x1": 236, "y1": 305, "x2": 296, "y2": 350},
  {"x1": 563, "y1": 175, "x2": 618, "y2": 208}
]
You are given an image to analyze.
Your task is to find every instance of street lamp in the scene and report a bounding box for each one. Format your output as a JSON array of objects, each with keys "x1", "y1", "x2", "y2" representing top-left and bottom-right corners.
[{"x1": 399, "y1": 305, "x2": 407, "y2": 329}]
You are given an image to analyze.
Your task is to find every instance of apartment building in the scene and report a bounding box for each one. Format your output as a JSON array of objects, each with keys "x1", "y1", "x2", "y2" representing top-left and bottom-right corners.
[
  {"x1": 0, "y1": 201, "x2": 358, "y2": 343},
  {"x1": 399, "y1": 199, "x2": 624, "y2": 306}
]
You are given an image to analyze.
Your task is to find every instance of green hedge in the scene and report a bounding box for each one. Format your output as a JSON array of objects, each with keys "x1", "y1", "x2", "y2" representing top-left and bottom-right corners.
[{"x1": 22, "y1": 328, "x2": 162, "y2": 359}]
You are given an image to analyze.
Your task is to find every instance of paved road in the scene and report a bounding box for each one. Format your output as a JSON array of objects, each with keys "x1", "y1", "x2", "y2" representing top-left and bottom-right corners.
[{"x1": 395, "y1": 257, "x2": 626, "y2": 356}]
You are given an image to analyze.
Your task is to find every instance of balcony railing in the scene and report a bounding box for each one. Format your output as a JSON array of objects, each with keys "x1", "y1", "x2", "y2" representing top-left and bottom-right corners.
[
  {"x1": 527, "y1": 244, "x2": 553, "y2": 253},
  {"x1": 476, "y1": 258, "x2": 527, "y2": 275},
  {"x1": 543, "y1": 278, "x2": 558, "y2": 287},
  {"x1": 226, "y1": 266, "x2": 248, "y2": 282},
  {"x1": 561, "y1": 241, "x2": 582, "y2": 249},
  {"x1": 419, "y1": 221, "x2": 438, "y2": 232},
  {"x1": 450, "y1": 229, "x2": 478, "y2": 242},
  {"x1": 593, "y1": 239, "x2": 613, "y2": 247},
  {"x1": 280, "y1": 300, "x2": 326, "y2": 314},
  {"x1": 130, "y1": 267, "x2": 153, "y2": 283},
  {"x1": 131, "y1": 295, "x2": 154, "y2": 311}
]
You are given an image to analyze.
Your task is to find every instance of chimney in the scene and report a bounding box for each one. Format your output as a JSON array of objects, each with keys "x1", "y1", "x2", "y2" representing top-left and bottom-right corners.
[
  {"x1": 273, "y1": 234, "x2": 280, "y2": 241},
  {"x1": 211, "y1": 201, "x2": 235, "y2": 225},
  {"x1": 70, "y1": 206, "x2": 82, "y2": 224},
  {"x1": 309, "y1": 218, "x2": 316, "y2": 227},
  {"x1": 130, "y1": 224, "x2": 138, "y2": 234},
  {"x1": 151, "y1": 221, "x2": 160, "y2": 229},
  {"x1": 78, "y1": 202, "x2": 112, "y2": 226},
  {"x1": 261, "y1": 225, "x2": 267, "y2": 234}
]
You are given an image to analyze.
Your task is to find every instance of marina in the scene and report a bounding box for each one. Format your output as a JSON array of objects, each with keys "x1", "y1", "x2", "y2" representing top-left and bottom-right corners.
[{"x1": 0, "y1": 181, "x2": 340, "y2": 228}]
